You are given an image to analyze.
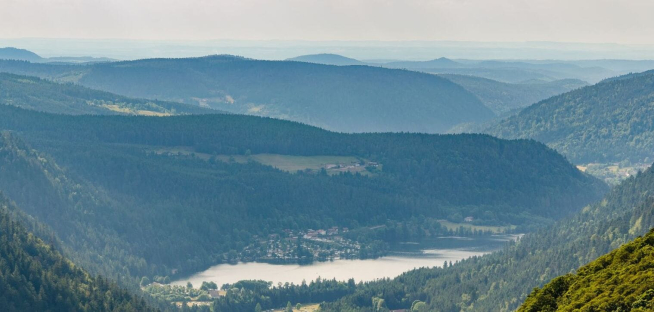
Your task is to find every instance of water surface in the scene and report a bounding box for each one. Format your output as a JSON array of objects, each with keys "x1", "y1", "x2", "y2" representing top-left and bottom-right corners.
[{"x1": 173, "y1": 235, "x2": 519, "y2": 287}]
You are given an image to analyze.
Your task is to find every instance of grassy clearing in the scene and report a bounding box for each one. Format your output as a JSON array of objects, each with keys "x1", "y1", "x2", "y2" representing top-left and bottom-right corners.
[
  {"x1": 437, "y1": 220, "x2": 515, "y2": 234},
  {"x1": 102, "y1": 104, "x2": 172, "y2": 116},
  {"x1": 251, "y1": 154, "x2": 360, "y2": 172},
  {"x1": 149, "y1": 147, "x2": 376, "y2": 175},
  {"x1": 273, "y1": 303, "x2": 320, "y2": 312},
  {"x1": 579, "y1": 162, "x2": 651, "y2": 185}
]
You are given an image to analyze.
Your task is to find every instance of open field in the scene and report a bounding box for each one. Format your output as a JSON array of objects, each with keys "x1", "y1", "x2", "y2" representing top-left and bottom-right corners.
[
  {"x1": 273, "y1": 303, "x2": 320, "y2": 312},
  {"x1": 578, "y1": 162, "x2": 651, "y2": 185},
  {"x1": 149, "y1": 146, "x2": 377, "y2": 175},
  {"x1": 251, "y1": 154, "x2": 361, "y2": 172},
  {"x1": 437, "y1": 220, "x2": 516, "y2": 234}
]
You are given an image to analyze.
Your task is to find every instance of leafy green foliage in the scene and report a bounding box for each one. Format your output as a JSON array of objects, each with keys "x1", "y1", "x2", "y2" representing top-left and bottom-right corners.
[
  {"x1": 0, "y1": 198, "x2": 154, "y2": 312},
  {"x1": 520, "y1": 228, "x2": 654, "y2": 312},
  {"x1": 488, "y1": 70, "x2": 654, "y2": 163}
]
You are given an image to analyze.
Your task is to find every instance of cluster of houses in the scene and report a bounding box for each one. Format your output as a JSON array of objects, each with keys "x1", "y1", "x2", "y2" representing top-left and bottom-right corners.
[
  {"x1": 252, "y1": 227, "x2": 361, "y2": 262},
  {"x1": 302, "y1": 226, "x2": 348, "y2": 239},
  {"x1": 323, "y1": 161, "x2": 380, "y2": 173}
]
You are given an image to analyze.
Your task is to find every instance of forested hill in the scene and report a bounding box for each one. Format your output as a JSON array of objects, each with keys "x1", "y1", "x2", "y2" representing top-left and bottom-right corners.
[
  {"x1": 440, "y1": 74, "x2": 587, "y2": 115},
  {"x1": 286, "y1": 53, "x2": 366, "y2": 66},
  {"x1": 519, "y1": 228, "x2": 654, "y2": 312},
  {"x1": 0, "y1": 73, "x2": 216, "y2": 115},
  {"x1": 0, "y1": 197, "x2": 155, "y2": 312},
  {"x1": 0, "y1": 47, "x2": 43, "y2": 62},
  {"x1": 0, "y1": 56, "x2": 495, "y2": 133},
  {"x1": 487, "y1": 70, "x2": 654, "y2": 164},
  {"x1": 0, "y1": 103, "x2": 606, "y2": 281},
  {"x1": 322, "y1": 160, "x2": 654, "y2": 311}
]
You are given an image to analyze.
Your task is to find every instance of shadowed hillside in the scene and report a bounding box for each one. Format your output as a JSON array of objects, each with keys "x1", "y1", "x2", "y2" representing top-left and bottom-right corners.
[{"x1": 487, "y1": 70, "x2": 654, "y2": 164}]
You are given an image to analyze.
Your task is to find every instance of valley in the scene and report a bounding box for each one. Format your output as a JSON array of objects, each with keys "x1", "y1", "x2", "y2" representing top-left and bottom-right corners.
[
  {"x1": 1, "y1": 28, "x2": 654, "y2": 312},
  {"x1": 172, "y1": 234, "x2": 518, "y2": 289}
]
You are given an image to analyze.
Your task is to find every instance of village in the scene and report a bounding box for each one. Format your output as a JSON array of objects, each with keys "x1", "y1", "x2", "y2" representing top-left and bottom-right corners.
[
  {"x1": 237, "y1": 226, "x2": 366, "y2": 264},
  {"x1": 321, "y1": 160, "x2": 380, "y2": 175}
]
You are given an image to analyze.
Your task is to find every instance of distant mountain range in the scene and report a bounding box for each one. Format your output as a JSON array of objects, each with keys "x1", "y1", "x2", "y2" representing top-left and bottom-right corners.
[
  {"x1": 0, "y1": 47, "x2": 43, "y2": 62},
  {"x1": 487, "y1": 70, "x2": 654, "y2": 164},
  {"x1": 286, "y1": 53, "x2": 366, "y2": 66},
  {"x1": 2, "y1": 48, "x2": 653, "y2": 136},
  {"x1": 0, "y1": 55, "x2": 495, "y2": 133},
  {"x1": 289, "y1": 53, "x2": 654, "y2": 84},
  {"x1": 0, "y1": 47, "x2": 115, "y2": 64},
  {"x1": 382, "y1": 57, "x2": 464, "y2": 69},
  {"x1": 441, "y1": 74, "x2": 587, "y2": 114}
]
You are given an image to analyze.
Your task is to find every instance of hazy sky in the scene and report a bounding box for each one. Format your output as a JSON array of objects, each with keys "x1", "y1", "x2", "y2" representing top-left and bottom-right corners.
[{"x1": 2, "y1": 0, "x2": 654, "y2": 44}]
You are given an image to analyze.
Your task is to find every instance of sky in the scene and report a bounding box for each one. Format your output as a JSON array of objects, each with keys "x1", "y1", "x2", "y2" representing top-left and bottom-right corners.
[{"x1": 2, "y1": 0, "x2": 654, "y2": 44}]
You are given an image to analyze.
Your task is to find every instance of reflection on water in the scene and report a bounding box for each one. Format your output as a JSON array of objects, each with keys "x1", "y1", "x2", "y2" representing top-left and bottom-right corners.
[{"x1": 172, "y1": 234, "x2": 520, "y2": 287}]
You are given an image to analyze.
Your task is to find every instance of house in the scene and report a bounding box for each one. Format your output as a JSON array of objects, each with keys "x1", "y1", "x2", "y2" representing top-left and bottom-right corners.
[
  {"x1": 208, "y1": 290, "x2": 226, "y2": 298},
  {"x1": 464, "y1": 216, "x2": 474, "y2": 222},
  {"x1": 327, "y1": 226, "x2": 339, "y2": 235}
]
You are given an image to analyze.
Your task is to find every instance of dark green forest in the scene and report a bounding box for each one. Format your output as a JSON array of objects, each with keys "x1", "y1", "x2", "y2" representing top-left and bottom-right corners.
[
  {"x1": 519, "y1": 228, "x2": 654, "y2": 311},
  {"x1": 3, "y1": 58, "x2": 653, "y2": 312},
  {"x1": 0, "y1": 97, "x2": 606, "y2": 287},
  {"x1": 441, "y1": 74, "x2": 587, "y2": 115},
  {"x1": 0, "y1": 56, "x2": 494, "y2": 133},
  {"x1": 488, "y1": 70, "x2": 654, "y2": 164},
  {"x1": 319, "y1": 160, "x2": 654, "y2": 311},
  {"x1": 0, "y1": 72, "x2": 214, "y2": 115},
  {"x1": 0, "y1": 196, "x2": 155, "y2": 312}
]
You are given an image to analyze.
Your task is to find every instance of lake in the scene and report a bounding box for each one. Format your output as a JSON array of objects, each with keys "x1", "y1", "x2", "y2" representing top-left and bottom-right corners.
[{"x1": 173, "y1": 234, "x2": 520, "y2": 287}]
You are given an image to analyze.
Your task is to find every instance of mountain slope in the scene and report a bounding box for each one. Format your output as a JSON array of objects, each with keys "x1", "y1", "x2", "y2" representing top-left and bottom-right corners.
[
  {"x1": 0, "y1": 56, "x2": 495, "y2": 133},
  {"x1": 519, "y1": 229, "x2": 654, "y2": 312},
  {"x1": 0, "y1": 197, "x2": 155, "y2": 312},
  {"x1": 440, "y1": 74, "x2": 587, "y2": 114},
  {"x1": 286, "y1": 53, "x2": 366, "y2": 66},
  {"x1": 0, "y1": 102, "x2": 607, "y2": 282},
  {"x1": 323, "y1": 161, "x2": 654, "y2": 311},
  {"x1": 0, "y1": 73, "x2": 216, "y2": 115},
  {"x1": 0, "y1": 47, "x2": 43, "y2": 62},
  {"x1": 487, "y1": 70, "x2": 654, "y2": 163},
  {"x1": 383, "y1": 57, "x2": 463, "y2": 69}
]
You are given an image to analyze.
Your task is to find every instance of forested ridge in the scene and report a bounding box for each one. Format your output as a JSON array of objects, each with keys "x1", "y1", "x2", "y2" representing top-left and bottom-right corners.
[
  {"x1": 0, "y1": 72, "x2": 215, "y2": 115},
  {"x1": 0, "y1": 100, "x2": 606, "y2": 287},
  {"x1": 0, "y1": 196, "x2": 155, "y2": 312},
  {"x1": 440, "y1": 74, "x2": 587, "y2": 114},
  {"x1": 0, "y1": 56, "x2": 495, "y2": 133},
  {"x1": 487, "y1": 70, "x2": 654, "y2": 164},
  {"x1": 321, "y1": 163, "x2": 654, "y2": 311},
  {"x1": 519, "y1": 228, "x2": 654, "y2": 311}
]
